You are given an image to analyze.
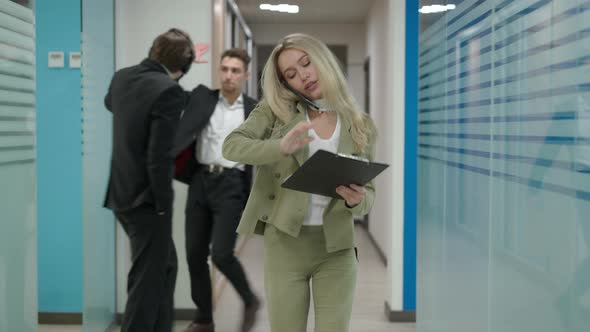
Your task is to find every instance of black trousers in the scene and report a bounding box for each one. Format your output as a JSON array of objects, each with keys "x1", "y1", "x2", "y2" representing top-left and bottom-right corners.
[
  {"x1": 185, "y1": 168, "x2": 255, "y2": 324},
  {"x1": 116, "y1": 204, "x2": 178, "y2": 332}
]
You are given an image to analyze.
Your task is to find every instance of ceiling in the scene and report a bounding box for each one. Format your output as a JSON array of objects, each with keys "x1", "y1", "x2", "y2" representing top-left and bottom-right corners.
[
  {"x1": 235, "y1": 0, "x2": 376, "y2": 24},
  {"x1": 419, "y1": 0, "x2": 454, "y2": 32},
  {"x1": 234, "y1": 0, "x2": 453, "y2": 33}
]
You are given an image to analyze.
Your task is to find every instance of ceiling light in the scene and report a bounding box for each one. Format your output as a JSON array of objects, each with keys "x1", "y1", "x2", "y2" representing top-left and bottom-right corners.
[
  {"x1": 419, "y1": 4, "x2": 456, "y2": 14},
  {"x1": 259, "y1": 3, "x2": 299, "y2": 14}
]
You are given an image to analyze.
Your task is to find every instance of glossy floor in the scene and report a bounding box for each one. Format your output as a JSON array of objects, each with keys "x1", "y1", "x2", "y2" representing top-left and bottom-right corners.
[{"x1": 40, "y1": 226, "x2": 416, "y2": 332}]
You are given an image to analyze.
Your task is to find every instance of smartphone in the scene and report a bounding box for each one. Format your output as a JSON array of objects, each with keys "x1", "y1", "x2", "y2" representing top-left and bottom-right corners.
[{"x1": 281, "y1": 79, "x2": 320, "y2": 111}]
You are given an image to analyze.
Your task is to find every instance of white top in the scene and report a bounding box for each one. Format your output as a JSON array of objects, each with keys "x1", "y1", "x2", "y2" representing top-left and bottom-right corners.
[
  {"x1": 197, "y1": 94, "x2": 245, "y2": 170},
  {"x1": 303, "y1": 112, "x2": 341, "y2": 226}
]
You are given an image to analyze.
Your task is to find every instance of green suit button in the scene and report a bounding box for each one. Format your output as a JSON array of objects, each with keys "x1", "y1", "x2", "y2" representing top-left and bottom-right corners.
[
  {"x1": 262, "y1": 215, "x2": 268, "y2": 221},
  {"x1": 269, "y1": 194, "x2": 276, "y2": 200},
  {"x1": 274, "y1": 173, "x2": 281, "y2": 178}
]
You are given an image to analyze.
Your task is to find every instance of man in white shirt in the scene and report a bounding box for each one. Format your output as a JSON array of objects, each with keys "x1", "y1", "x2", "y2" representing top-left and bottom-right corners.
[{"x1": 173, "y1": 49, "x2": 259, "y2": 332}]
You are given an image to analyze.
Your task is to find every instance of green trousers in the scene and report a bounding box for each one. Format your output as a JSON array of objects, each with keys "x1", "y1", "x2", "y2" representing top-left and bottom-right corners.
[{"x1": 263, "y1": 224, "x2": 357, "y2": 332}]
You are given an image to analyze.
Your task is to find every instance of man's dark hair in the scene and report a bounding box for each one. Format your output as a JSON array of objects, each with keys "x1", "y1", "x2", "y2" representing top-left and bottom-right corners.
[
  {"x1": 149, "y1": 28, "x2": 195, "y2": 74},
  {"x1": 221, "y1": 48, "x2": 251, "y2": 70}
]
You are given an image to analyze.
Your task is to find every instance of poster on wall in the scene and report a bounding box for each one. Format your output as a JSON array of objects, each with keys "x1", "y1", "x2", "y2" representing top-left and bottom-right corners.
[{"x1": 194, "y1": 43, "x2": 210, "y2": 63}]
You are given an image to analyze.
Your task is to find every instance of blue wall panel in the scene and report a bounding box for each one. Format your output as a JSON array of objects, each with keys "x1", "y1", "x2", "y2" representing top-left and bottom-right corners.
[
  {"x1": 36, "y1": 0, "x2": 83, "y2": 312},
  {"x1": 404, "y1": 0, "x2": 419, "y2": 311}
]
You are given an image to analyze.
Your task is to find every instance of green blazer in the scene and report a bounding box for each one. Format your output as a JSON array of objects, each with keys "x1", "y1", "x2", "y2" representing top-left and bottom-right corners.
[{"x1": 222, "y1": 102, "x2": 376, "y2": 253}]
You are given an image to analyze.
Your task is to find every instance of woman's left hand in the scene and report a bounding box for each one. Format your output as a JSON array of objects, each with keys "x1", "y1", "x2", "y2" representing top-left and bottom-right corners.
[{"x1": 336, "y1": 184, "x2": 366, "y2": 208}]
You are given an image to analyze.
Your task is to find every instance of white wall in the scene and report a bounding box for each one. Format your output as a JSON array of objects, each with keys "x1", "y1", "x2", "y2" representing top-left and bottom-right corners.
[
  {"x1": 366, "y1": 0, "x2": 390, "y2": 260},
  {"x1": 115, "y1": 0, "x2": 212, "y2": 311},
  {"x1": 387, "y1": 0, "x2": 407, "y2": 312},
  {"x1": 366, "y1": 0, "x2": 406, "y2": 311},
  {"x1": 250, "y1": 23, "x2": 366, "y2": 110}
]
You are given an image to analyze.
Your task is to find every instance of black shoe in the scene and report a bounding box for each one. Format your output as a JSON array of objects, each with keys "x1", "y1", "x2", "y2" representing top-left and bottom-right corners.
[
  {"x1": 183, "y1": 322, "x2": 215, "y2": 332},
  {"x1": 241, "y1": 295, "x2": 261, "y2": 332}
]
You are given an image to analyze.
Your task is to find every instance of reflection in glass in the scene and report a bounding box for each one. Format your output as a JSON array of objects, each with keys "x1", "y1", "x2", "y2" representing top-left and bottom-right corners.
[
  {"x1": 81, "y1": 0, "x2": 116, "y2": 331},
  {"x1": 0, "y1": 1, "x2": 36, "y2": 331},
  {"x1": 418, "y1": 0, "x2": 590, "y2": 331}
]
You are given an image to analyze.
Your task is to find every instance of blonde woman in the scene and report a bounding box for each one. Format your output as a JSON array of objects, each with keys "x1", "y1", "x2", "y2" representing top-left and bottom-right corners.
[{"x1": 222, "y1": 33, "x2": 377, "y2": 332}]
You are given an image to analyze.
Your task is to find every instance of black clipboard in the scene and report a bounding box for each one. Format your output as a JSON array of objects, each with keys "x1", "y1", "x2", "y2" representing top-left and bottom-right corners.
[{"x1": 281, "y1": 149, "x2": 389, "y2": 198}]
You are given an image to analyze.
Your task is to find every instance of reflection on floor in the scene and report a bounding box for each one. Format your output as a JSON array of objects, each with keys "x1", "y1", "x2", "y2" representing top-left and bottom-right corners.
[{"x1": 40, "y1": 225, "x2": 416, "y2": 332}]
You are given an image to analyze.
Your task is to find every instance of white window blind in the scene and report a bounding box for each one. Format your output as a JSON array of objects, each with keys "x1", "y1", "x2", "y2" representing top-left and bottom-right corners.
[{"x1": 0, "y1": 0, "x2": 35, "y2": 166}]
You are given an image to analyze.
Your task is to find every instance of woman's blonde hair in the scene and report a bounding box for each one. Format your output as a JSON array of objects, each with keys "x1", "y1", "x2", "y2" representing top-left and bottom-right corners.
[{"x1": 259, "y1": 33, "x2": 374, "y2": 153}]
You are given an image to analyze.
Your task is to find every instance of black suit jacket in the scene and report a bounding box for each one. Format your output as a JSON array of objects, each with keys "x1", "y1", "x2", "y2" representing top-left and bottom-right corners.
[
  {"x1": 173, "y1": 84, "x2": 257, "y2": 187},
  {"x1": 104, "y1": 59, "x2": 187, "y2": 213}
]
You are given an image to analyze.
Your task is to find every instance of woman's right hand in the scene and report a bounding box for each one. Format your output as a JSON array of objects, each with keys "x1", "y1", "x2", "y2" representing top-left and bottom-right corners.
[{"x1": 279, "y1": 121, "x2": 315, "y2": 155}]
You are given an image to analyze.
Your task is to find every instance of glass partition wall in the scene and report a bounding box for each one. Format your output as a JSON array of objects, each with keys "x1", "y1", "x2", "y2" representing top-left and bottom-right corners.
[
  {"x1": 0, "y1": 1, "x2": 37, "y2": 331},
  {"x1": 417, "y1": 1, "x2": 590, "y2": 331},
  {"x1": 81, "y1": 0, "x2": 116, "y2": 331}
]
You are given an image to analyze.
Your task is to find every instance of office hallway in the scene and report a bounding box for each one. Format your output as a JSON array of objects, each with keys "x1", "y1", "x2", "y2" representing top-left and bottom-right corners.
[{"x1": 40, "y1": 225, "x2": 416, "y2": 332}]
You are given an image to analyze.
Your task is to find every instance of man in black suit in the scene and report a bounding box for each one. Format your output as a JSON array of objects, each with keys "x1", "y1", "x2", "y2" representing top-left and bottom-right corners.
[
  {"x1": 104, "y1": 28, "x2": 195, "y2": 332},
  {"x1": 174, "y1": 49, "x2": 259, "y2": 332}
]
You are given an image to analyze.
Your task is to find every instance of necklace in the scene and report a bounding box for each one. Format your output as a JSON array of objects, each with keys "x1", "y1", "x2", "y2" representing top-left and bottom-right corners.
[{"x1": 308, "y1": 108, "x2": 335, "y2": 121}]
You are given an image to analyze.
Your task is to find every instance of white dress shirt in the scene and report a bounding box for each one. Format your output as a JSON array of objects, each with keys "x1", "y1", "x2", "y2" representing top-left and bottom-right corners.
[
  {"x1": 196, "y1": 93, "x2": 245, "y2": 170},
  {"x1": 303, "y1": 112, "x2": 341, "y2": 226}
]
